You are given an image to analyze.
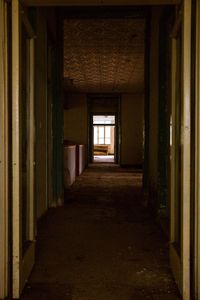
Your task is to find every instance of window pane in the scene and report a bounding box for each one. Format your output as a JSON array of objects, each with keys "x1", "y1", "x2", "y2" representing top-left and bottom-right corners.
[
  {"x1": 93, "y1": 115, "x2": 115, "y2": 124},
  {"x1": 99, "y1": 138, "x2": 104, "y2": 144},
  {"x1": 105, "y1": 126, "x2": 111, "y2": 138},
  {"x1": 105, "y1": 138, "x2": 110, "y2": 145},
  {"x1": 99, "y1": 127, "x2": 104, "y2": 138}
]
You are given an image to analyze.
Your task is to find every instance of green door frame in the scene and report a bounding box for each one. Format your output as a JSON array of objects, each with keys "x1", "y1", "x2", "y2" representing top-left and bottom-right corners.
[{"x1": 157, "y1": 7, "x2": 172, "y2": 216}]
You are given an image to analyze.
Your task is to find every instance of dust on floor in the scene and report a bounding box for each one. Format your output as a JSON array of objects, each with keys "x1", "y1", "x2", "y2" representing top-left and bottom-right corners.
[{"x1": 20, "y1": 165, "x2": 181, "y2": 300}]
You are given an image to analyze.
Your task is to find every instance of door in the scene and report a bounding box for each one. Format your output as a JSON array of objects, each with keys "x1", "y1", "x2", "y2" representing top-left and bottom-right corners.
[
  {"x1": 12, "y1": 0, "x2": 36, "y2": 298},
  {"x1": 170, "y1": 1, "x2": 191, "y2": 299}
]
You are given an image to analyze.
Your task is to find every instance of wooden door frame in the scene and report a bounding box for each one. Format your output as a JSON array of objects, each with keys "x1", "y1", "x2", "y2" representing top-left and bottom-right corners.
[
  {"x1": 12, "y1": 0, "x2": 36, "y2": 297},
  {"x1": 90, "y1": 113, "x2": 118, "y2": 163},
  {"x1": 47, "y1": 41, "x2": 54, "y2": 207},
  {"x1": 0, "y1": 0, "x2": 9, "y2": 298},
  {"x1": 194, "y1": 0, "x2": 200, "y2": 298},
  {"x1": 170, "y1": 1, "x2": 191, "y2": 299}
]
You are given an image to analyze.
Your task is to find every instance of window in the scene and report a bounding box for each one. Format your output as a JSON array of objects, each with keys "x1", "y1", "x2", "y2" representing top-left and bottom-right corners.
[
  {"x1": 93, "y1": 115, "x2": 115, "y2": 124},
  {"x1": 93, "y1": 126, "x2": 111, "y2": 145}
]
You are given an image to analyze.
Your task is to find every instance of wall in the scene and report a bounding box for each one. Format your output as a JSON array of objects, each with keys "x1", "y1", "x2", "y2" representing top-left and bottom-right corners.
[
  {"x1": 64, "y1": 93, "x2": 144, "y2": 166},
  {"x1": 121, "y1": 93, "x2": 144, "y2": 166},
  {"x1": 64, "y1": 93, "x2": 88, "y2": 146}
]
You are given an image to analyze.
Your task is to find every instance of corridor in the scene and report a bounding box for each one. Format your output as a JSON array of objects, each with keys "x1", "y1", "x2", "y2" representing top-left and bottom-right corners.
[{"x1": 21, "y1": 165, "x2": 180, "y2": 300}]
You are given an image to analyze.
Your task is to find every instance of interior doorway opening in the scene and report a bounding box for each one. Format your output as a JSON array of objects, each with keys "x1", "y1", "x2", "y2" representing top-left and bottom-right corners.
[{"x1": 92, "y1": 115, "x2": 116, "y2": 163}]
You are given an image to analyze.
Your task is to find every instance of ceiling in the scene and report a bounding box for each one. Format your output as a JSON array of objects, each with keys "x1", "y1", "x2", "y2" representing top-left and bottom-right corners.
[{"x1": 64, "y1": 18, "x2": 145, "y2": 93}]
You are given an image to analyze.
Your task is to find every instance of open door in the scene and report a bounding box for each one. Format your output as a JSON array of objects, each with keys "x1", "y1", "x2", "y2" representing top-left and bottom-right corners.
[
  {"x1": 170, "y1": 1, "x2": 191, "y2": 299},
  {"x1": 12, "y1": 0, "x2": 36, "y2": 298}
]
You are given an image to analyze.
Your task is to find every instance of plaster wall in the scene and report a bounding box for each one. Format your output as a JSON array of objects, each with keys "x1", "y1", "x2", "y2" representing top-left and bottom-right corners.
[
  {"x1": 121, "y1": 93, "x2": 144, "y2": 166},
  {"x1": 64, "y1": 93, "x2": 88, "y2": 146},
  {"x1": 64, "y1": 93, "x2": 144, "y2": 166}
]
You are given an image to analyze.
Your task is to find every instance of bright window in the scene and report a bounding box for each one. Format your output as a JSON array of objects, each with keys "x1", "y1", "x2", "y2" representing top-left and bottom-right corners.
[
  {"x1": 93, "y1": 115, "x2": 115, "y2": 125},
  {"x1": 93, "y1": 126, "x2": 112, "y2": 145}
]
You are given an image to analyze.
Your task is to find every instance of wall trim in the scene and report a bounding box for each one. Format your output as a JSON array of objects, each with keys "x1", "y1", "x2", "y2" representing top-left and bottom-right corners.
[{"x1": 0, "y1": 1, "x2": 9, "y2": 298}]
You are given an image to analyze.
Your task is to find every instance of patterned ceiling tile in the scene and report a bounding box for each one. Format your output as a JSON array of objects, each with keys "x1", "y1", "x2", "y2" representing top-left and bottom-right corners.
[{"x1": 64, "y1": 18, "x2": 145, "y2": 93}]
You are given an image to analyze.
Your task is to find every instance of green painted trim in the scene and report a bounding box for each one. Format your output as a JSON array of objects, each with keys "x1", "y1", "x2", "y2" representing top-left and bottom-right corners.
[
  {"x1": 157, "y1": 8, "x2": 172, "y2": 213},
  {"x1": 143, "y1": 12, "x2": 151, "y2": 192},
  {"x1": 52, "y1": 15, "x2": 64, "y2": 202}
]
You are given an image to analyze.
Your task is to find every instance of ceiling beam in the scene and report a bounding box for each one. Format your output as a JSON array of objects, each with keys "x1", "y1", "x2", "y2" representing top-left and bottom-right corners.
[{"x1": 24, "y1": 0, "x2": 181, "y2": 6}]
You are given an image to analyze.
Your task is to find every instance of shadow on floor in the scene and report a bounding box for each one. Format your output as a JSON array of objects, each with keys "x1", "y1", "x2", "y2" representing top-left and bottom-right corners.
[{"x1": 20, "y1": 165, "x2": 181, "y2": 300}]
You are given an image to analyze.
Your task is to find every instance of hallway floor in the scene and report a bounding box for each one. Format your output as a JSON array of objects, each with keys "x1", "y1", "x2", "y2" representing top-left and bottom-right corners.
[
  {"x1": 93, "y1": 155, "x2": 115, "y2": 163},
  {"x1": 21, "y1": 165, "x2": 181, "y2": 300}
]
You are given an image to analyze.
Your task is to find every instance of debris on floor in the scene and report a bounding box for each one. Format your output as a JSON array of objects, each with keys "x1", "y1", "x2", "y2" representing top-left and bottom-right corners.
[{"x1": 21, "y1": 165, "x2": 181, "y2": 300}]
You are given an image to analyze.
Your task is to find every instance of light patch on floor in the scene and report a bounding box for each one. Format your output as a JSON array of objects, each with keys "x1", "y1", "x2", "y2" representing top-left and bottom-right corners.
[{"x1": 93, "y1": 155, "x2": 115, "y2": 163}]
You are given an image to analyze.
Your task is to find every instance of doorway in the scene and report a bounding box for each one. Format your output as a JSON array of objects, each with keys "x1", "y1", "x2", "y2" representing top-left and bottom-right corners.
[
  {"x1": 170, "y1": 2, "x2": 191, "y2": 298},
  {"x1": 12, "y1": 1, "x2": 36, "y2": 297},
  {"x1": 92, "y1": 115, "x2": 116, "y2": 163},
  {"x1": 87, "y1": 94, "x2": 120, "y2": 164}
]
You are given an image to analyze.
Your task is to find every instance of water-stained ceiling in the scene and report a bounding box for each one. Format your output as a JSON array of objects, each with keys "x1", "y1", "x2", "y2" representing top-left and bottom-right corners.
[{"x1": 64, "y1": 18, "x2": 145, "y2": 93}]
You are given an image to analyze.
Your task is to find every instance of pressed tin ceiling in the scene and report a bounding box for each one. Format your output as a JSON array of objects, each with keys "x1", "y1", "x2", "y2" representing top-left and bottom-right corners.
[{"x1": 64, "y1": 18, "x2": 145, "y2": 93}]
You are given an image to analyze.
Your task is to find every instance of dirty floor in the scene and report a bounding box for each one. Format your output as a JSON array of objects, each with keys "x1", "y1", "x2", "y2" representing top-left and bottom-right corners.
[{"x1": 21, "y1": 165, "x2": 181, "y2": 300}]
